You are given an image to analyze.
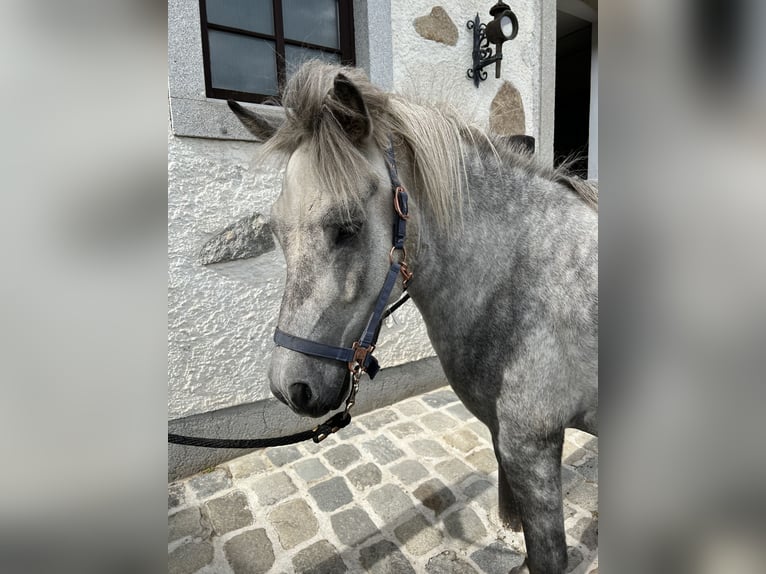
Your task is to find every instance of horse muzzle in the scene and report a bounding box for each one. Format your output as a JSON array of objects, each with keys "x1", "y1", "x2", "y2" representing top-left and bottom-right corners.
[{"x1": 268, "y1": 353, "x2": 350, "y2": 418}]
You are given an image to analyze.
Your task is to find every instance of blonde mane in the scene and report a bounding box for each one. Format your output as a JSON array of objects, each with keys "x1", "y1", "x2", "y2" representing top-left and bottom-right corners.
[{"x1": 262, "y1": 62, "x2": 597, "y2": 228}]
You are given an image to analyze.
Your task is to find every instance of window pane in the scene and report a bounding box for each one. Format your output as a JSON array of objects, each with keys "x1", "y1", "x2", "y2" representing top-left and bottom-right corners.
[
  {"x1": 205, "y1": 0, "x2": 274, "y2": 35},
  {"x1": 283, "y1": 0, "x2": 339, "y2": 48},
  {"x1": 285, "y1": 46, "x2": 341, "y2": 80},
  {"x1": 208, "y1": 30, "x2": 278, "y2": 95}
]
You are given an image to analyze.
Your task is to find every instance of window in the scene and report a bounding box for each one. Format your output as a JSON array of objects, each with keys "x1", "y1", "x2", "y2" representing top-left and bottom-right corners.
[
  {"x1": 169, "y1": 0, "x2": 389, "y2": 141},
  {"x1": 199, "y1": 0, "x2": 355, "y2": 103}
]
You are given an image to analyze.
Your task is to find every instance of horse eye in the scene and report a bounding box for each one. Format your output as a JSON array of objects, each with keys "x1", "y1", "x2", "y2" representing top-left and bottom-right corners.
[{"x1": 334, "y1": 222, "x2": 362, "y2": 245}]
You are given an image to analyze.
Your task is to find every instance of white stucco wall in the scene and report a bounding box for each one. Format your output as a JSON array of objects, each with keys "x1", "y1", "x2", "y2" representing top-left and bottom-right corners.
[
  {"x1": 168, "y1": 0, "x2": 545, "y2": 420},
  {"x1": 391, "y1": 1, "x2": 542, "y2": 138}
]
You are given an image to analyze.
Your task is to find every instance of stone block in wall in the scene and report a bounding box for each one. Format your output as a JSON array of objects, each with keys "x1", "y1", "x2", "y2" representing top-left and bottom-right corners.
[
  {"x1": 199, "y1": 212, "x2": 274, "y2": 265},
  {"x1": 414, "y1": 7, "x2": 458, "y2": 46},
  {"x1": 490, "y1": 81, "x2": 526, "y2": 136}
]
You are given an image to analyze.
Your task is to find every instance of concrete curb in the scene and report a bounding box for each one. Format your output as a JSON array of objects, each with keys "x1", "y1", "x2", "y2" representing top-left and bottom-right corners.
[{"x1": 169, "y1": 356, "x2": 446, "y2": 481}]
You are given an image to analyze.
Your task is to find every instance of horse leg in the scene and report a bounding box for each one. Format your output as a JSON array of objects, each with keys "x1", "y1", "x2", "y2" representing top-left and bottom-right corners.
[
  {"x1": 499, "y1": 429, "x2": 567, "y2": 574},
  {"x1": 492, "y1": 436, "x2": 523, "y2": 532}
]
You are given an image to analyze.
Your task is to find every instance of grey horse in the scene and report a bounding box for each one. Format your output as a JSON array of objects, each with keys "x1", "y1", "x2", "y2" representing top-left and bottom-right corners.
[{"x1": 230, "y1": 62, "x2": 597, "y2": 574}]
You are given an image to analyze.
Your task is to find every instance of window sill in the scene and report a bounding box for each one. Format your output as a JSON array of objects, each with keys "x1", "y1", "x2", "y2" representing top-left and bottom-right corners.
[{"x1": 169, "y1": 96, "x2": 284, "y2": 142}]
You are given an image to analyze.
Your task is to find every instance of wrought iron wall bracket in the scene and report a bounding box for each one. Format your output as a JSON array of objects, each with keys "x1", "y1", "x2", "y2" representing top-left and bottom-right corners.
[
  {"x1": 467, "y1": 14, "x2": 493, "y2": 87},
  {"x1": 466, "y1": 4, "x2": 518, "y2": 88}
]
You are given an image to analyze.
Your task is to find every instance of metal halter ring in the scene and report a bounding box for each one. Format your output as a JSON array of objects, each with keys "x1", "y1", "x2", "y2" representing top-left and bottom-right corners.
[{"x1": 389, "y1": 245, "x2": 407, "y2": 265}]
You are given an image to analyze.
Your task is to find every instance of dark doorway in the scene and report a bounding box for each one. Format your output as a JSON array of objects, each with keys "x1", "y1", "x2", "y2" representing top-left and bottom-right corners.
[{"x1": 554, "y1": 11, "x2": 592, "y2": 178}]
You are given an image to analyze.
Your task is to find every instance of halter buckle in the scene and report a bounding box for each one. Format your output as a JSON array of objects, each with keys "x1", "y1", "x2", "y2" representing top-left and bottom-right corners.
[
  {"x1": 394, "y1": 186, "x2": 410, "y2": 220},
  {"x1": 349, "y1": 341, "x2": 374, "y2": 373}
]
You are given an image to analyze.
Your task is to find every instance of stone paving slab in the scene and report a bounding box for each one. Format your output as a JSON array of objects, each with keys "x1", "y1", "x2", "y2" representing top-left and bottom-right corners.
[{"x1": 169, "y1": 386, "x2": 598, "y2": 573}]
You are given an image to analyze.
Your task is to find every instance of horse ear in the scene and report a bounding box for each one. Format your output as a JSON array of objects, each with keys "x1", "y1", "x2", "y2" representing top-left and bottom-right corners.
[
  {"x1": 329, "y1": 73, "x2": 372, "y2": 143},
  {"x1": 227, "y1": 100, "x2": 281, "y2": 141}
]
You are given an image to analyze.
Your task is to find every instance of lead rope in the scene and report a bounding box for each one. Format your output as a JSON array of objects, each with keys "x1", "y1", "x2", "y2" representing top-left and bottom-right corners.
[{"x1": 168, "y1": 375, "x2": 357, "y2": 448}]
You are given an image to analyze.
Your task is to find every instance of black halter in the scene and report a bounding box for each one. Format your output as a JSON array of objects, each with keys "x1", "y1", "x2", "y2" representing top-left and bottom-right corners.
[{"x1": 273, "y1": 142, "x2": 412, "y2": 381}]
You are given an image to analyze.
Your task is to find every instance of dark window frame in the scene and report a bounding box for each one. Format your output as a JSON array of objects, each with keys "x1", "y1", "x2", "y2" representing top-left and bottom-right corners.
[{"x1": 199, "y1": 0, "x2": 355, "y2": 104}]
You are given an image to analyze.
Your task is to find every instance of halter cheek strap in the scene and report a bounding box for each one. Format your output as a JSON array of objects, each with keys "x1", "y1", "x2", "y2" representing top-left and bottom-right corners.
[{"x1": 273, "y1": 141, "x2": 411, "y2": 379}]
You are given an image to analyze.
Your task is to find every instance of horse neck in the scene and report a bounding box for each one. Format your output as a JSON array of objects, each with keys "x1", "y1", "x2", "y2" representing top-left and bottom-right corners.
[{"x1": 401, "y1": 144, "x2": 583, "y2": 328}]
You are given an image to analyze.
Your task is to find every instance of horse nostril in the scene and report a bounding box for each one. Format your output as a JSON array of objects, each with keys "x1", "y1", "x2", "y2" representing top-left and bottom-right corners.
[{"x1": 288, "y1": 382, "x2": 313, "y2": 409}]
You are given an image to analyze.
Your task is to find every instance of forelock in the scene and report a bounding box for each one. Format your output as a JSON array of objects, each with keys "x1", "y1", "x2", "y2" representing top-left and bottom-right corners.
[{"x1": 262, "y1": 62, "x2": 390, "y2": 218}]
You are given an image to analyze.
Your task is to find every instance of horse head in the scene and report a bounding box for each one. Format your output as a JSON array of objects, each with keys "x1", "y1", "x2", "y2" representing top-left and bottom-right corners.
[{"x1": 230, "y1": 71, "x2": 405, "y2": 417}]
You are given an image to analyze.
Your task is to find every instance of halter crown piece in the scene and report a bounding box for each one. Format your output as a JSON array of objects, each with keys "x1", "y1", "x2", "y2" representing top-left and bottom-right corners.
[{"x1": 272, "y1": 141, "x2": 411, "y2": 439}]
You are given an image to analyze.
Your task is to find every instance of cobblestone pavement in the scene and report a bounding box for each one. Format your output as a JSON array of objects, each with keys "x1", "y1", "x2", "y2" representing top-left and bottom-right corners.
[{"x1": 169, "y1": 386, "x2": 598, "y2": 574}]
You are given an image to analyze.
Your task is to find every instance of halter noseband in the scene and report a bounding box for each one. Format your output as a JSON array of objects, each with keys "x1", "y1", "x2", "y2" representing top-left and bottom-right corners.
[{"x1": 273, "y1": 142, "x2": 411, "y2": 381}]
